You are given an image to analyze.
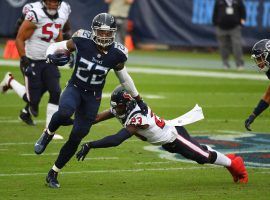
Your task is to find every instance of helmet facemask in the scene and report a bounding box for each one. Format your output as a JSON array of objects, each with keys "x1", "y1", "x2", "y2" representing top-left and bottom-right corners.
[
  {"x1": 110, "y1": 90, "x2": 136, "y2": 119},
  {"x1": 251, "y1": 51, "x2": 270, "y2": 72},
  {"x1": 110, "y1": 101, "x2": 127, "y2": 119},
  {"x1": 92, "y1": 25, "x2": 116, "y2": 47},
  {"x1": 42, "y1": 0, "x2": 62, "y2": 16}
]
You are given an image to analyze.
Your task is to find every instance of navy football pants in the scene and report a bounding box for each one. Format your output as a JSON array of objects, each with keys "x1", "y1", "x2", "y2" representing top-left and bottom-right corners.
[
  {"x1": 48, "y1": 84, "x2": 102, "y2": 169},
  {"x1": 162, "y1": 126, "x2": 217, "y2": 164},
  {"x1": 24, "y1": 60, "x2": 61, "y2": 115}
]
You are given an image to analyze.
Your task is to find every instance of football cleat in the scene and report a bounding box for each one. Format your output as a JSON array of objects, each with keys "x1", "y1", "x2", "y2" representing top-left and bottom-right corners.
[
  {"x1": 19, "y1": 110, "x2": 36, "y2": 126},
  {"x1": 0, "y1": 72, "x2": 13, "y2": 93},
  {"x1": 226, "y1": 155, "x2": 248, "y2": 183},
  {"x1": 46, "y1": 169, "x2": 60, "y2": 188},
  {"x1": 34, "y1": 129, "x2": 54, "y2": 154},
  {"x1": 226, "y1": 154, "x2": 238, "y2": 182}
]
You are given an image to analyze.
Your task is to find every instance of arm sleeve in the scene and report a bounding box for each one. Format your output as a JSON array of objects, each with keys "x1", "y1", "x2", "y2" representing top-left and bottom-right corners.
[
  {"x1": 46, "y1": 41, "x2": 68, "y2": 56},
  {"x1": 114, "y1": 66, "x2": 139, "y2": 97},
  {"x1": 89, "y1": 128, "x2": 133, "y2": 148}
]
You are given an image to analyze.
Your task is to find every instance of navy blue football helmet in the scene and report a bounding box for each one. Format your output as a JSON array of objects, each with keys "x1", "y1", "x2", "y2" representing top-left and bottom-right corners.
[
  {"x1": 91, "y1": 13, "x2": 117, "y2": 47},
  {"x1": 110, "y1": 85, "x2": 136, "y2": 119},
  {"x1": 251, "y1": 39, "x2": 270, "y2": 72}
]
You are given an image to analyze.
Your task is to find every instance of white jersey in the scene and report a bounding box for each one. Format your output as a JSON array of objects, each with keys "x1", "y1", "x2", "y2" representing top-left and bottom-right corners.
[
  {"x1": 23, "y1": 1, "x2": 71, "y2": 60},
  {"x1": 118, "y1": 106, "x2": 178, "y2": 145}
]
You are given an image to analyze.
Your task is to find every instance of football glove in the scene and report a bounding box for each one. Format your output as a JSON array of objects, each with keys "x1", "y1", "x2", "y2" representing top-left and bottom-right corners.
[
  {"x1": 76, "y1": 142, "x2": 91, "y2": 161},
  {"x1": 136, "y1": 99, "x2": 148, "y2": 115},
  {"x1": 244, "y1": 114, "x2": 256, "y2": 131},
  {"x1": 47, "y1": 53, "x2": 70, "y2": 66},
  {"x1": 20, "y1": 56, "x2": 31, "y2": 76}
]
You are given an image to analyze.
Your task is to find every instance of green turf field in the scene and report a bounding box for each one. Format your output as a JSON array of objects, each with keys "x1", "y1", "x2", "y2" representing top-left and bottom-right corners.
[{"x1": 0, "y1": 51, "x2": 270, "y2": 200}]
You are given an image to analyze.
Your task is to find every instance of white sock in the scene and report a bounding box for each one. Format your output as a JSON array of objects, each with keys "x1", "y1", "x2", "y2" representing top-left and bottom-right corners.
[
  {"x1": 52, "y1": 164, "x2": 61, "y2": 173},
  {"x1": 9, "y1": 79, "x2": 26, "y2": 98},
  {"x1": 46, "y1": 103, "x2": 58, "y2": 128},
  {"x1": 205, "y1": 145, "x2": 231, "y2": 167}
]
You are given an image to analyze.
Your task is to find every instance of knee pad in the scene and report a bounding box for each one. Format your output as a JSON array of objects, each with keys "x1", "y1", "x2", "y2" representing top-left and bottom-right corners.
[{"x1": 48, "y1": 91, "x2": 61, "y2": 105}]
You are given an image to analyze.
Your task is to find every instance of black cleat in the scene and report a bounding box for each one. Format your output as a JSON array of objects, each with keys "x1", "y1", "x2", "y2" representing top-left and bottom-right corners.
[
  {"x1": 34, "y1": 129, "x2": 54, "y2": 154},
  {"x1": 19, "y1": 110, "x2": 36, "y2": 126},
  {"x1": 46, "y1": 169, "x2": 60, "y2": 188}
]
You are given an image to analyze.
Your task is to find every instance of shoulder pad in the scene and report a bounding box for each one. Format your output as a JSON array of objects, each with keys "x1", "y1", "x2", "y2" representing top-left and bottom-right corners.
[
  {"x1": 126, "y1": 113, "x2": 148, "y2": 127},
  {"x1": 25, "y1": 10, "x2": 38, "y2": 23},
  {"x1": 72, "y1": 29, "x2": 92, "y2": 39},
  {"x1": 114, "y1": 42, "x2": 128, "y2": 58},
  {"x1": 60, "y1": 1, "x2": 71, "y2": 16},
  {"x1": 22, "y1": 3, "x2": 33, "y2": 15}
]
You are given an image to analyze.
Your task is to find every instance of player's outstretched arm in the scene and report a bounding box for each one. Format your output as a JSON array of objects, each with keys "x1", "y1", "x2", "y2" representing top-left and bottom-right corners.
[
  {"x1": 76, "y1": 126, "x2": 136, "y2": 161},
  {"x1": 114, "y1": 63, "x2": 148, "y2": 115},
  {"x1": 245, "y1": 86, "x2": 270, "y2": 131},
  {"x1": 93, "y1": 109, "x2": 114, "y2": 124}
]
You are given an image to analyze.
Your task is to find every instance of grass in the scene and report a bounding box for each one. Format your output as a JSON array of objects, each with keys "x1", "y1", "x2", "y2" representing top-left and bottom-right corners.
[{"x1": 0, "y1": 51, "x2": 270, "y2": 200}]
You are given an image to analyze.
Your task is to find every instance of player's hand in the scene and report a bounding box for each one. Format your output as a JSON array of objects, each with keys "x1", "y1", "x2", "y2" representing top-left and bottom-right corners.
[
  {"x1": 47, "y1": 53, "x2": 70, "y2": 66},
  {"x1": 244, "y1": 115, "x2": 256, "y2": 131},
  {"x1": 20, "y1": 56, "x2": 30, "y2": 74},
  {"x1": 76, "y1": 142, "x2": 91, "y2": 161},
  {"x1": 137, "y1": 99, "x2": 148, "y2": 115}
]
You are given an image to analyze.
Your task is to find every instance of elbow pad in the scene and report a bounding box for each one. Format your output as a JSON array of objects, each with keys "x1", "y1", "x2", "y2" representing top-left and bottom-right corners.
[
  {"x1": 115, "y1": 67, "x2": 139, "y2": 97},
  {"x1": 46, "y1": 41, "x2": 68, "y2": 56}
]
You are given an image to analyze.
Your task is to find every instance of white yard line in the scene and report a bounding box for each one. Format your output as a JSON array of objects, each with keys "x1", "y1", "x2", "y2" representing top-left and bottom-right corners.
[
  {"x1": 135, "y1": 161, "x2": 175, "y2": 165},
  {"x1": 0, "y1": 166, "x2": 216, "y2": 177},
  {"x1": 0, "y1": 59, "x2": 266, "y2": 81}
]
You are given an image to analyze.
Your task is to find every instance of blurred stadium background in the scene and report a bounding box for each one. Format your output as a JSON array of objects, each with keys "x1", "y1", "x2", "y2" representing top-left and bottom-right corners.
[{"x1": 0, "y1": 0, "x2": 270, "y2": 200}]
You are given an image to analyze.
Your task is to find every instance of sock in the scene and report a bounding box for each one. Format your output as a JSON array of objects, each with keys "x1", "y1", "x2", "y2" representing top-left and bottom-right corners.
[
  {"x1": 46, "y1": 103, "x2": 59, "y2": 128},
  {"x1": 205, "y1": 145, "x2": 231, "y2": 167},
  {"x1": 52, "y1": 164, "x2": 61, "y2": 173},
  {"x1": 9, "y1": 79, "x2": 26, "y2": 98}
]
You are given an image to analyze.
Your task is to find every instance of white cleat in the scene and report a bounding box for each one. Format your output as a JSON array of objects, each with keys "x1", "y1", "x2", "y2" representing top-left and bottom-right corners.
[
  {"x1": 53, "y1": 134, "x2": 64, "y2": 140},
  {"x1": 0, "y1": 72, "x2": 13, "y2": 93}
]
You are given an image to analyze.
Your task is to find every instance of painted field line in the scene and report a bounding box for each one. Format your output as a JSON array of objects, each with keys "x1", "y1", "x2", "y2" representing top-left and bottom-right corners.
[
  {"x1": 0, "y1": 166, "x2": 216, "y2": 177},
  {"x1": 85, "y1": 157, "x2": 119, "y2": 160},
  {"x1": 1, "y1": 118, "x2": 264, "y2": 124},
  {"x1": 0, "y1": 59, "x2": 266, "y2": 81},
  {"x1": 135, "y1": 161, "x2": 175, "y2": 165},
  {"x1": 127, "y1": 67, "x2": 267, "y2": 81},
  {"x1": 0, "y1": 139, "x2": 139, "y2": 146}
]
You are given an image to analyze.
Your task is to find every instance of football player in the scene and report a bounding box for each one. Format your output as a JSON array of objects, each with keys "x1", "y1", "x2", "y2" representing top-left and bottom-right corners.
[
  {"x1": 33, "y1": 13, "x2": 148, "y2": 188},
  {"x1": 0, "y1": 0, "x2": 71, "y2": 134},
  {"x1": 76, "y1": 85, "x2": 248, "y2": 185},
  {"x1": 245, "y1": 39, "x2": 270, "y2": 131}
]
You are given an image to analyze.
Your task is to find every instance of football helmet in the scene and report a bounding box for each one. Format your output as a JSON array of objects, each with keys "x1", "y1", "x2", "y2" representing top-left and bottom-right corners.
[
  {"x1": 91, "y1": 13, "x2": 117, "y2": 47},
  {"x1": 110, "y1": 85, "x2": 136, "y2": 119},
  {"x1": 41, "y1": 0, "x2": 62, "y2": 16},
  {"x1": 251, "y1": 39, "x2": 270, "y2": 72}
]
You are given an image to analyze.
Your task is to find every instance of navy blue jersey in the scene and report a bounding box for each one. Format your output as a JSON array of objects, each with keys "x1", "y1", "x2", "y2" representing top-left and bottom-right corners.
[{"x1": 69, "y1": 29, "x2": 128, "y2": 91}]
